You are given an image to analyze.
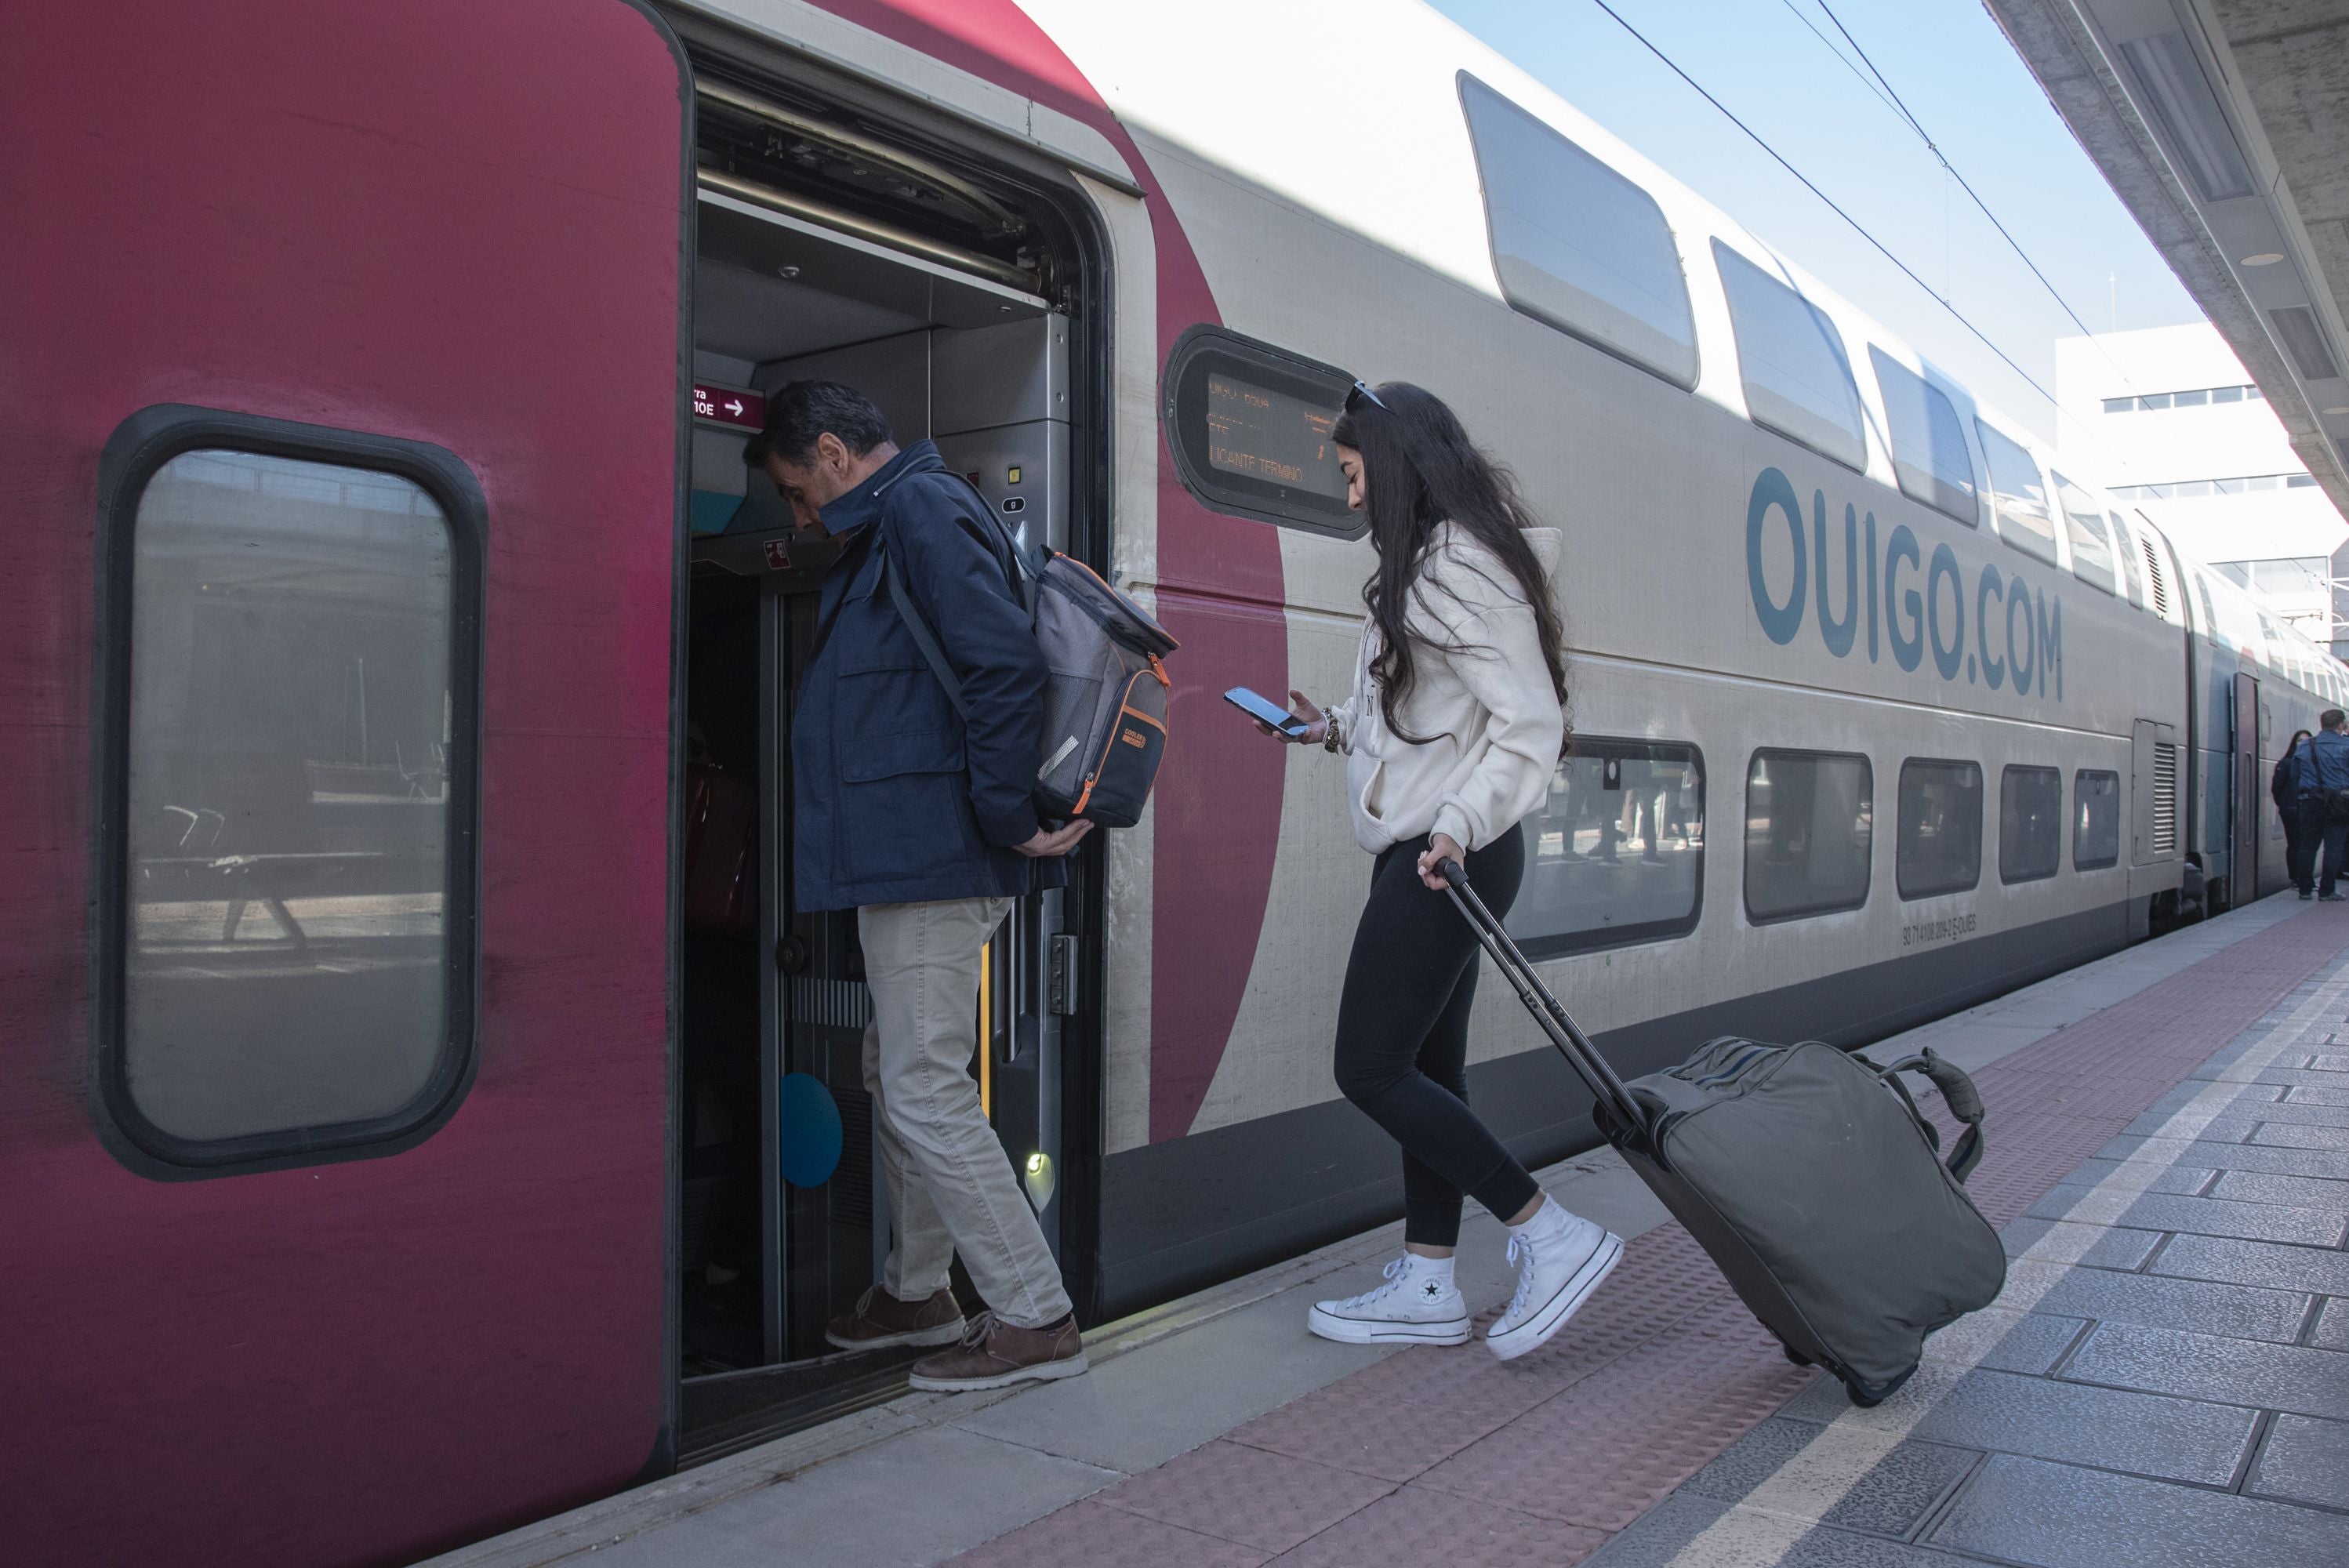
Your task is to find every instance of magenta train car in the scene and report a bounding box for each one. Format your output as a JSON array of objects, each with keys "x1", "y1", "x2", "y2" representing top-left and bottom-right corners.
[{"x1": 5, "y1": 0, "x2": 2327, "y2": 1563}]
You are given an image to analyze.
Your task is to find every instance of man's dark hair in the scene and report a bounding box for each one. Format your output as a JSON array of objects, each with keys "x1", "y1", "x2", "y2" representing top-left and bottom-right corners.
[
  {"x1": 2323, "y1": 709, "x2": 2345, "y2": 731},
  {"x1": 742, "y1": 379, "x2": 893, "y2": 467}
]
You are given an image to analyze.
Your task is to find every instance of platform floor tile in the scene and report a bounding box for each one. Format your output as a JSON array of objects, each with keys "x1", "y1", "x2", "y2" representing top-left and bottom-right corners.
[
  {"x1": 948, "y1": 1499, "x2": 1272, "y2": 1568},
  {"x1": 2151, "y1": 1229, "x2": 2349, "y2": 1294},
  {"x1": 1086, "y1": 1440, "x2": 1394, "y2": 1554},
  {"x1": 1677, "y1": 1417, "x2": 1977, "y2": 1540},
  {"x1": 2060, "y1": 1320, "x2": 2349, "y2": 1419},
  {"x1": 2244, "y1": 1413, "x2": 2349, "y2": 1508},
  {"x1": 1264, "y1": 1482, "x2": 1608, "y2": 1567},
  {"x1": 1926, "y1": 1454, "x2": 2347, "y2": 1566}
]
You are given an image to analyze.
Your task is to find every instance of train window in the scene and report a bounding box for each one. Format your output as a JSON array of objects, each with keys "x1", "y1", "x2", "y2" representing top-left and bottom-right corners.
[
  {"x1": 2108, "y1": 512, "x2": 2146, "y2": 607},
  {"x1": 1743, "y1": 750, "x2": 1873, "y2": 923},
  {"x1": 2050, "y1": 473, "x2": 2117, "y2": 594},
  {"x1": 1999, "y1": 766, "x2": 2064, "y2": 884},
  {"x1": 1975, "y1": 422, "x2": 2060, "y2": 565},
  {"x1": 96, "y1": 412, "x2": 482, "y2": 1171},
  {"x1": 1868, "y1": 348, "x2": 1977, "y2": 524},
  {"x1": 1897, "y1": 759, "x2": 1983, "y2": 899},
  {"x1": 2075, "y1": 770, "x2": 2122, "y2": 869},
  {"x1": 1162, "y1": 326, "x2": 1363, "y2": 537},
  {"x1": 1712, "y1": 241, "x2": 1866, "y2": 470},
  {"x1": 1458, "y1": 74, "x2": 1701, "y2": 390},
  {"x1": 1511, "y1": 739, "x2": 1705, "y2": 956}
]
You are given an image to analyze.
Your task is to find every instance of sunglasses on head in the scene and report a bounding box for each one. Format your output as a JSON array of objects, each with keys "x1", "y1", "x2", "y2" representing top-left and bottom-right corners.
[{"x1": 1345, "y1": 379, "x2": 1388, "y2": 413}]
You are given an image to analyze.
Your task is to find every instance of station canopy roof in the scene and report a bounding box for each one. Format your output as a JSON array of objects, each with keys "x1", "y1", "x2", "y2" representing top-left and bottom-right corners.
[{"x1": 1991, "y1": 0, "x2": 2349, "y2": 518}]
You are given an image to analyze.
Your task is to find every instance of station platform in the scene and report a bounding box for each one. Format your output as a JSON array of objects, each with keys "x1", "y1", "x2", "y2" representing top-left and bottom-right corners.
[{"x1": 430, "y1": 897, "x2": 2349, "y2": 1568}]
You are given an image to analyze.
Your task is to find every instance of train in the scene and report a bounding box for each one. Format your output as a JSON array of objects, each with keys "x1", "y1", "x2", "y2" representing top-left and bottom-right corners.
[{"x1": 8, "y1": 2, "x2": 2343, "y2": 1564}]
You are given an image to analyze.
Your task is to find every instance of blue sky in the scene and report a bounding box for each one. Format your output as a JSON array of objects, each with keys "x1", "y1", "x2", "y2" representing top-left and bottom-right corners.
[{"x1": 1428, "y1": 0, "x2": 2204, "y2": 444}]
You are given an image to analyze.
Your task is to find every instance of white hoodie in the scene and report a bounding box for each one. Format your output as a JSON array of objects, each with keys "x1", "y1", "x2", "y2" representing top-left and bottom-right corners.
[{"x1": 1325, "y1": 524, "x2": 1566, "y2": 855}]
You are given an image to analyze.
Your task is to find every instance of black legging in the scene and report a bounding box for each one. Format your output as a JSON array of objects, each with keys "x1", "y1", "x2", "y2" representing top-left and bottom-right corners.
[{"x1": 1334, "y1": 824, "x2": 1541, "y2": 1247}]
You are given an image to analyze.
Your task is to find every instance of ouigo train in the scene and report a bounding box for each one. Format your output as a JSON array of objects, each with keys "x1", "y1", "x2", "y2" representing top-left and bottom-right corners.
[{"x1": 8, "y1": 2, "x2": 2341, "y2": 1563}]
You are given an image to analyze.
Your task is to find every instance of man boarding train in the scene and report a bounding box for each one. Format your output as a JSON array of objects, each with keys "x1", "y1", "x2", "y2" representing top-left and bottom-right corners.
[{"x1": 746, "y1": 374, "x2": 1615, "y2": 1393}]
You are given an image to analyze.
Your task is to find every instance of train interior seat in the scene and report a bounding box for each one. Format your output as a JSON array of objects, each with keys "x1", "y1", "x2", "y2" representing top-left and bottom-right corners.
[{"x1": 677, "y1": 188, "x2": 1071, "y2": 1425}]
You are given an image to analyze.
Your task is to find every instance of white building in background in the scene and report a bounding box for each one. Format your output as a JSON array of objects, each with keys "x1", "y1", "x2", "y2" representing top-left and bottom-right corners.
[{"x1": 2057, "y1": 322, "x2": 2348, "y2": 652}]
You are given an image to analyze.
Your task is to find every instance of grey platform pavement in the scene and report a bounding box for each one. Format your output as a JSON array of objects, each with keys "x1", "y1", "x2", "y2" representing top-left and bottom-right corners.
[{"x1": 420, "y1": 895, "x2": 2349, "y2": 1568}]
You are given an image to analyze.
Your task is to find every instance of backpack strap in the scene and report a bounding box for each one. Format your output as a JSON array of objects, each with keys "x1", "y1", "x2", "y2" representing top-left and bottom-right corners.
[
  {"x1": 879, "y1": 546, "x2": 972, "y2": 722},
  {"x1": 1875, "y1": 1048, "x2": 1986, "y2": 1183},
  {"x1": 872, "y1": 469, "x2": 1045, "y2": 721}
]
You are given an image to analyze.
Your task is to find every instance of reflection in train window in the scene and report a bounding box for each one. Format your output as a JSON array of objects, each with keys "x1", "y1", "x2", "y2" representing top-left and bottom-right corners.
[
  {"x1": 2108, "y1": 512, "x2": 2145, "y2": 607},
  {"x1": 1868, "y1": 348, "x2": 1977, "y2": 524},
  {"x1": 1458, "y1": 73, "x2": 1700, "y2": 390},
  {"x1": 1897, "y1": 759, "x2": 1984, "y2": 898},
  {"x1": 1510, "y1": 739, "x2": 1705, "y2": 957},
  {"x1": 1743, "y1": 750, "x2": 1873, "y2": 924},
  {"x1": 1976, "y1": 421, "x2": 2060, "y2": 565},
  {"x1": 2050, "y1": 473, "x2": 2117, "y2": 594},
  {"x1": 1712, "y1": 241, "x2": 1866, "y2": 470},
  {"x1": 1999, "y1": 765, "x2": 2064, "y2": 884},
  {"x1": 2075, "y1": 770, "x2": 2122, "y2": 869},
  {"x1": 115, "y1": 448, "x2": 470, "y2": 1152}
]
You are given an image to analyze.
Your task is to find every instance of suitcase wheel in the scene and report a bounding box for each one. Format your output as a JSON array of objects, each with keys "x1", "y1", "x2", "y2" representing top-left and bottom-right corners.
[{"x1": 1777, "y1": 1341, "x2": 1812, "y2": 1369}]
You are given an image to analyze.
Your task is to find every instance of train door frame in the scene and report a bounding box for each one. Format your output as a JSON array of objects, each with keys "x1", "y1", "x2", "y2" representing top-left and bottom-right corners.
[
  {"x1": 2231, "y1": 671, "x2": 2259, "y2": 909},
  {"x1": 664, "y1": 14, "x2": 1122, "y2": 1414}
]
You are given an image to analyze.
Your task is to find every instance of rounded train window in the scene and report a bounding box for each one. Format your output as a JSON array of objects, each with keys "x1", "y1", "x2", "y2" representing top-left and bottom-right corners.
[{"x1": 1162, "y1": 327, "x2": 1363, "y2": 537}]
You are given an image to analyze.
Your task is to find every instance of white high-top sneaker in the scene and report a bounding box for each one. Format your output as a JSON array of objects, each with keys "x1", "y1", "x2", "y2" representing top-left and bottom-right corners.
[
  {"x1": 1307, "y1": 1254, "x2": 1472, "y2": 1345},
  {"x1": 1487, "y1": 1199, "x2": 1622, "y2": 1362}
]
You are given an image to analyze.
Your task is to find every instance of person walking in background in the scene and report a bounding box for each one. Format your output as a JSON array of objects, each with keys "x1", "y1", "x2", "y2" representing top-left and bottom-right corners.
[
  {"x1": 2291, "y1": 712, "x2": 2349, "y2": 902},
  {"x1": 743, "y1": 381, "x2": 1091, "y2": 1391},
  {"x1": 2278, "y1": 728, "x2": 2311, "y2": 895},
  {"x1": 1266, "y1": 379, "x2": 1621, "y2": 1363}
]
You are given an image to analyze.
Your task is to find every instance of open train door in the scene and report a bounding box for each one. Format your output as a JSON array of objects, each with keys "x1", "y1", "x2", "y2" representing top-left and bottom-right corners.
[
  {"x1": 0, "y1": 5, "x2": 691, "y2": 1566},
  {"x1": 2231, "y1": 671, "x2": 2260, "y2": 909}
]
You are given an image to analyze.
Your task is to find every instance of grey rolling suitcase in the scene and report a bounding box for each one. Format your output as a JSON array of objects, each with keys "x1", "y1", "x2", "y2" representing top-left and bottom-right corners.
[{"x1": 1436, "y1": 858, "x2": 2006, "y2": 1406}]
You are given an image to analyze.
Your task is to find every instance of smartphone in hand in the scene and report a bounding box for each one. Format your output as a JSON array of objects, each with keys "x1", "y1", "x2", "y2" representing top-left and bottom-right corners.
[{"x1": 1225, "y1": 686, "x2": 1311, "y2": 738}]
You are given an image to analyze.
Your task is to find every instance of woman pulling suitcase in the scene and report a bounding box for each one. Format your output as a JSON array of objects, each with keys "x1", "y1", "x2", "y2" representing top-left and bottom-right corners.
[{"x1": 1265, "y1": 379, "x2": 1621, "y2": 1361}]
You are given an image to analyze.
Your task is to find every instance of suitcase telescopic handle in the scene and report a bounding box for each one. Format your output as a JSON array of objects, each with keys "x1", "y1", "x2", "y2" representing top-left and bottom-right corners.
[{"x1": 1434, "y1": 858, "x2": 1649, "y2": 1139}]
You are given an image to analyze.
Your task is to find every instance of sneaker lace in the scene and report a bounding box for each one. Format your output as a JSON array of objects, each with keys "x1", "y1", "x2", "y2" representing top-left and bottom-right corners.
[
  {"x1": 1336, "y1": 1256, "x2": 1413, "y2": 1310},
  {"x1": 1504, "y1": 1233, "x2": 1538, "y2": 1321},
  {"x1": 957, "y1": 1309, "x2": 1000, "y2": 1348}
]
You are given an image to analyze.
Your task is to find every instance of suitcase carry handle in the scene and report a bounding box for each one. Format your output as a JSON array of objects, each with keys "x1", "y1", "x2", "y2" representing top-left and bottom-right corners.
[
  {"x1": 1435, "y1": 858, "x2": 1650, "y2": 1141},
  {"x1": 1875, "y1": 1050, "x2": 1987, "y2": 1183}
]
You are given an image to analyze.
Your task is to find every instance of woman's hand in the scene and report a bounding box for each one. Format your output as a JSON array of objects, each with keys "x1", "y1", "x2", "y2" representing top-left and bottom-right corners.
[
  {"x1": 1258, "y1": 689, "x2": 1329, "y2": 746},
  {"x1": 1417, "y1": 833, "x2": 1466, "y2": 890},
  {"x1": 1017, "y1": 819, "x2": 1095, "y2": 858}
]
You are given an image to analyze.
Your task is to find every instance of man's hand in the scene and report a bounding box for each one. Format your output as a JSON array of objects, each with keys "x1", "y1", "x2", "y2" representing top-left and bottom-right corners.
[
  {"x1": 1016, "y1": 819, "x2": 1095, "y2": 858},
  {"x1": 1417, "y1": 832, "x2": 1466, "y2": 890}
]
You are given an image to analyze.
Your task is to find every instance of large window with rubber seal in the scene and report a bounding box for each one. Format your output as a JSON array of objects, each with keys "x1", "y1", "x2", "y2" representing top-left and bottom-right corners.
[
  {"x1": 1712, "y1": 241, "x2": 1867, "y2": 471},
  {"x1": 1510, "y1": 739, "x2": 1705, "y2": 957},
  {"x1": 1458, "y1": 73, "x2": 1700, "y2": 390},
  {"x1": 2074, "y1": 769, "x2": 2121, "y2": 869},
  {"x1": 1869, "y1": 348, "x2": 1977, "y2": 524},
  {"x1": 1977, "y1": 420, "x2": 2060, "y2": 566},
  {"x1": 1999, "y1": 765, "x2": 2064, "y2": 884},
  {"x1": 1743, "y1": 749, "x2": 1874, "y2": 923},
  {"x1": 1162, "y1": 326, "x2": 1361, "y2": 536},
  {"x1": 1897, "y1": 758, "x2": 1983, "y2": 898},
  {"x1": 96, "y1": 410, "x2": 482, "y2": 1173}
]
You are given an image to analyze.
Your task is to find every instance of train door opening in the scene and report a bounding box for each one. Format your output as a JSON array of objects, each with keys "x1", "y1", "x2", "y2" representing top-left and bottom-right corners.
[
  {"x1": 2231, "y1": 671, "x2": 2259, "y2": 909},
  {"x1": 673, "y1": 77, "x2": 1091, "y2": 1457}
]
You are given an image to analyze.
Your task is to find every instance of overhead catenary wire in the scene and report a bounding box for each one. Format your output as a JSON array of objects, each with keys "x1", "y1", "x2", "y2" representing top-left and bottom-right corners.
[
  {"x1": 1584, "y1": 0, "x2": 2067, "y2": 412},
  {"x1": 1812, "y1": 0, "x2": 2108, "y2": 350}
]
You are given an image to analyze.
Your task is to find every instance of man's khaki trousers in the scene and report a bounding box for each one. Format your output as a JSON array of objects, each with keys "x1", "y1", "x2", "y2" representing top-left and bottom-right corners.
[{"x1": 859, "y1": 895, "x2": 1073, "y2": 1328}]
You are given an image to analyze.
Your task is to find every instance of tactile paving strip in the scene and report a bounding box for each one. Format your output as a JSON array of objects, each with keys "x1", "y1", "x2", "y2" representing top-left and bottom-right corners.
[{"x1": 949, "y1": 908, "x2": 2349, "y2": 1566}]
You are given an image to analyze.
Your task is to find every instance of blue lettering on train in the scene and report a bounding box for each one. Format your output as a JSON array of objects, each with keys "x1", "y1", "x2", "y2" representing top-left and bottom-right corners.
[{"x1": 1747, "y1": 467, "x2": 2062, "y2": 700}]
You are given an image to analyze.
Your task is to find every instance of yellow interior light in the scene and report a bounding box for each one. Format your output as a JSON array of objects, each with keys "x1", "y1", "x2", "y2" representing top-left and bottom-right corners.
[{"x1": 1006, "y1": 466, "x2": 1022, "y2": 485}]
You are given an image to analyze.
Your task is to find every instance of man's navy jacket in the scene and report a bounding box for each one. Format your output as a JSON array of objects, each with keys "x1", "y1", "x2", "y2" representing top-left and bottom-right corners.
[
  {"x1": 792, "y1": 441, "x2": 1066, "y2": 913},
  {"x1": 2294, "y1": 729, "x2": 2349, "y2": 804}
]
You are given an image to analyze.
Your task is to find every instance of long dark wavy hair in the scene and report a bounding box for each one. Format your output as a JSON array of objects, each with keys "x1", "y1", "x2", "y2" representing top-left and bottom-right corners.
[{"x1": 1331, "y1": 380, "x2": 1568, "y2": 746}]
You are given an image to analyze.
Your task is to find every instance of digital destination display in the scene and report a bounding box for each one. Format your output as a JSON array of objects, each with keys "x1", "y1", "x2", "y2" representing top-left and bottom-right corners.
[{"x1": 1205, "y1": 374, "x2": 1346, "y2": 500}]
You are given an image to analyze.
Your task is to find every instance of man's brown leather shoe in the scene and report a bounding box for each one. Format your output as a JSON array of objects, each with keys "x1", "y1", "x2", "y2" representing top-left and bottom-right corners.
[
  {"x1": 824, "y1": 1286, "x2": 966, "y2": 1351},
  {"x1": 906, "y1": 1312, "x2": 1088, "y2": 1392}
]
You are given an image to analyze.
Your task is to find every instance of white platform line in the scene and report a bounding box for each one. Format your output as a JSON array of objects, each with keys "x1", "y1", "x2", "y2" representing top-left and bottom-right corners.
[{"x1": 1656, "y1": 964, "x2": 2349, "y2": 1568}]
